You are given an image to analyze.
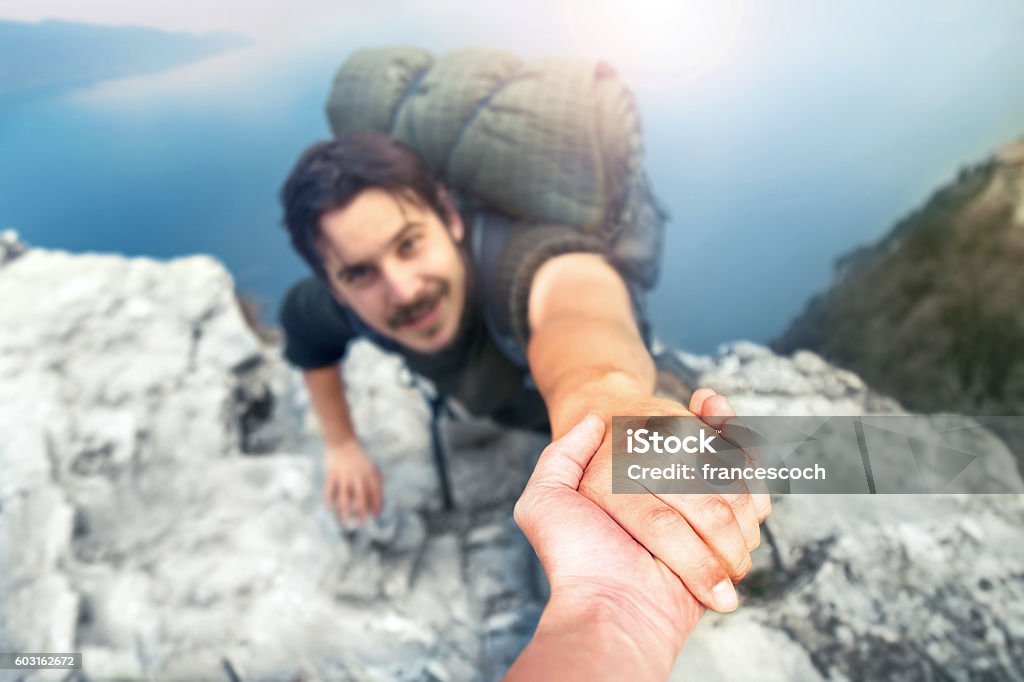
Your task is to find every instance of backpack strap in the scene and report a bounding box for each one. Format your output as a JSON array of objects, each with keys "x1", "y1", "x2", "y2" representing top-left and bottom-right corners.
[
  {"x1": 472, "y1": 211, "x2": 530, "y2": 368},
  {"x1": 411, "y1": 374, "x2": 456, "y2": 511}
]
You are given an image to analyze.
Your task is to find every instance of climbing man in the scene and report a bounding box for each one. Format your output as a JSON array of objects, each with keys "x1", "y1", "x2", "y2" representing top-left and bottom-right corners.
[{"x1": 278, "y1": 130, "x2": 770, "y2": 617}]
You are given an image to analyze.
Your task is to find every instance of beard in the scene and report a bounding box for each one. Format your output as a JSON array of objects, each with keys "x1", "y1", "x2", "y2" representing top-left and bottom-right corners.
[{"x1": 386, "y1": 279, "x2": 450, "y2": 330}]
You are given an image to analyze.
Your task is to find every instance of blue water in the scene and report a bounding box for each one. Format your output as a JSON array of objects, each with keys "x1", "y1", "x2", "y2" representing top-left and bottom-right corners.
[
  {"x1": 3, "y1": 3, "x2": 1023, "y2": 353},
  {"x1": 0, "y1": 47, "x2": 334, "y2": 317}
]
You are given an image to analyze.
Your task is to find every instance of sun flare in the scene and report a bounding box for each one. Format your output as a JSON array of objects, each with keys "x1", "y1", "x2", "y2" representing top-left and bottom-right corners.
[{"x1": 562, "y1": 0, "x2": 748, "y2": 89}]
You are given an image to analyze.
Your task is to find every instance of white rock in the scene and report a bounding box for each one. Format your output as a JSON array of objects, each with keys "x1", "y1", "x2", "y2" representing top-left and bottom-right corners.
[{"x1": 3, "y1": 248, "x2": 1023, "y2": 681}]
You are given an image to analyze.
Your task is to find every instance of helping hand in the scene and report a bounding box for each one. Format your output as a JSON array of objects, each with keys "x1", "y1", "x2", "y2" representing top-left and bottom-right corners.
[{"x1": 511, "y1": 413, "x2": 701, "y2": 679}]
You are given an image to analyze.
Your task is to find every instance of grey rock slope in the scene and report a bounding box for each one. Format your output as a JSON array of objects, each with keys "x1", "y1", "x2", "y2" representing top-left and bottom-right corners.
[
  {"x1": 2, "y1": 240, "x2": 1022, "y2": 681},
  {"x1": 0, "y1": 240, "x2": 547, "y2": 682},
  {"x1": 671, "y1": 343, "x2": 1024, "y2": 681}
]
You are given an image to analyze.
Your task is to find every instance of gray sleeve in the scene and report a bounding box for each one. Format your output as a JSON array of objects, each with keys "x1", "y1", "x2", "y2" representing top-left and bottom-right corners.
[
  {"x1": 494, "y1": 223, "x2": 609, "y2": 352},
  {"x1": 278, "y1": 277, "x2": 358, "y2": 369}
]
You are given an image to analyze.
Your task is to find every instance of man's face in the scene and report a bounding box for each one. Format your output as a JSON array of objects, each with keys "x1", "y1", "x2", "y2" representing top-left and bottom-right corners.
[{"x1": 317, "y1": 188, "x2": 468, "y2": 354}]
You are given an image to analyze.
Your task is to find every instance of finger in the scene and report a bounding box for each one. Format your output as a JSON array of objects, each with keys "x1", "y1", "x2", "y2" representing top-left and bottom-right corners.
[
  {"x1": 691, "y1": 396, "x2": 762, "y2": 546},
  {"x1": 323, "y1": 476, "x2": 338, "y2": 509},
  {"x1": 712, "y1": 417, "x2": 772, "y2": 522},
  {"x1": 368, "y1": 468, "x2": 383, "y2": 518},
  {"x1": 700, "y1": 394, "x2": 736, "y2": 430},
  {"x1": 337, "y1": 478, "x2": 351, "y2": 522},
  {"x1": 718, "y1": 418, "x2": 772, "y2": 522},
  {"x1": 528, "y1": 413, "x2": 606, "y2": 490},
  {"x1": 601, "y1": 493, "x2": 741, "y2": 613},
  {"x1": 657, "y1": 490, "x2": 753, "y2": 581},
  {"x1": 694, "y1": 444, "x2": 761, "y2": 551},
  {"x1": 366, "y1": 469, "x2": 380, "y2": 518},
  {"x1": 695, "y1": 477, "x2": 761, "y2": 552},
  {"x1": 689, "y1": 388, "x2": 718, "y2": 416},
  {"x1": 350, "y1": 475, "x2": 366, "y2": 524},
  {"x1": 726, "y1": 489, "x2": 761, "y2": 551}
]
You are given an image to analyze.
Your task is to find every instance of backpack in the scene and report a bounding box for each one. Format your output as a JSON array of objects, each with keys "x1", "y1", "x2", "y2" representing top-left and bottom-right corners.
[{"x1": 325, "y1": 47, "x2": 667, "y2": 290}]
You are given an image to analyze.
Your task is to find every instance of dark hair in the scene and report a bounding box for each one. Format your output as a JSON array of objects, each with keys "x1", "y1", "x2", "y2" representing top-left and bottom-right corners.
[{"x1": 280, "y1": 131, "x2": 446, "y2": 279}]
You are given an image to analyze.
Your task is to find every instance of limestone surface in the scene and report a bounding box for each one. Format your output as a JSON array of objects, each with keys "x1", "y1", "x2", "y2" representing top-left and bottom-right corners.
[{"x1": 2, "y1": 242, "x2": 1021, "y2": 681}]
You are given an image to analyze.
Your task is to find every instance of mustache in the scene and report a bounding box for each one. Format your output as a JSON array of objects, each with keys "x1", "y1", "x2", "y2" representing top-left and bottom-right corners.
[{"x1": 387, "y1": 280, "x2": 449, "y2": 329}]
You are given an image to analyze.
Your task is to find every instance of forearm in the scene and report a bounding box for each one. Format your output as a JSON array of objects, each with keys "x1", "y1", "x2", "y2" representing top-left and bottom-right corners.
[
  {"x1": 528, "y1": 316, "x2": 656, "y2": 439},
  {"x1": 302, "y1": 365, "x2": 358, "y2": 447},
  {"x1": 505, "y1": 587, "x2": 678, "y2": 681}
]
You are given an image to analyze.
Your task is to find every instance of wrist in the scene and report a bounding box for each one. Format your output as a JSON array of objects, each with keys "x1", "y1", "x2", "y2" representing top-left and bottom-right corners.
[
  {"x1": 324, "y1": 436, "x2": 362, "y2": 458},
  {"x1": 547, "y1": 370, "x2": 650, "y2": 436},
  {"x1": 536, "y1": 581, "x2": 683, "y2": 679},
  {"x1": 559, "y1": 368, "x2": 651, "y2": 401}
]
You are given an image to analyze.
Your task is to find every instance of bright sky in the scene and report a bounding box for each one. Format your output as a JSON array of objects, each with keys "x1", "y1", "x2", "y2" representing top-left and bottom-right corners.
[
  {"x1": 0, "y1": 0, "x2": 753, "y2": 87},
  {"x1": 10, "y1": 0, "x2": 1013, "y2": 93}
]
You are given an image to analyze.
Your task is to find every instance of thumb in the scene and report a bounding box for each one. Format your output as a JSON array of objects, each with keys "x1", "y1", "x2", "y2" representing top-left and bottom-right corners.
[{"x1": 528, "y1": 413, "x2": 606, "y2": 490}]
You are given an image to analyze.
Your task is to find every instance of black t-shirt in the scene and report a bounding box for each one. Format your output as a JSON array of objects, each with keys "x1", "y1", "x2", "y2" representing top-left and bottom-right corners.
[{"x1": 279, "y1": 217, "x2": 608, "y2": 431}]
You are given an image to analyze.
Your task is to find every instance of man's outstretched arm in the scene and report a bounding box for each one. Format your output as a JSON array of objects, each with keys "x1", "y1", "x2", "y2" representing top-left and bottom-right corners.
[
  {"x1": 527, "y1": 253, "x2": 656, "y2": 439},
  {"x1": 526, "y1": 253, "x2": 771, "y2": 614},
  {"x1": 303, "y1": 365, "x2": 383, "y2": 524}
]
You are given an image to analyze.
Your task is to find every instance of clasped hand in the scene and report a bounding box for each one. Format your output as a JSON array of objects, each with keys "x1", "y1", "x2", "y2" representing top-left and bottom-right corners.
[{"x1": 526, "y1": 389, "x2": 771, "y2": 614}]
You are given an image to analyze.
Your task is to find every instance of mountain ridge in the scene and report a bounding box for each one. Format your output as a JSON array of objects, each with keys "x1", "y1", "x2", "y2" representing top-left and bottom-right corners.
[
  {"x1": 0, "y1": 18, "x2": 248, "y2": 97},
  {"x1": 776, "y1": 137, "x2": 1024, "y2": 417}
]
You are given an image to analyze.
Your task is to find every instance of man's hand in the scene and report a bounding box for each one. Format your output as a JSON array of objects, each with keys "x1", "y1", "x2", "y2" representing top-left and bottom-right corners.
[
  {"x1": 323, "y1": 440, "x2": 383, "y2": 525},
  {"x1": 508, "y1": 414, "x2": 701, "y2": 681},
  {"x1": 301, "y1": 365, "x2": 382, "y2": 525},
  {"x1": 572, "y1": 388, "x2": 772, "y2": 614}
]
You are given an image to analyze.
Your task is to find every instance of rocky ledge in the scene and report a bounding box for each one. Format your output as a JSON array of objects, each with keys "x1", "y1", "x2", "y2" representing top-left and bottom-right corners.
[{"x1": 1, "y1": 238, "x2": 1022, "y2": 681}]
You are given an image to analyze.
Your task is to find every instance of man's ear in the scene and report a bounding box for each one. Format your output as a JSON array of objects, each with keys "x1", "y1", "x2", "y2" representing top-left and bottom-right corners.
[
  {"x1": 438, "y1": 185, "x2": 464, "y2": 242},
  {"x1": 315, "y1": 235, "x2": 351, "y2": 307}
]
